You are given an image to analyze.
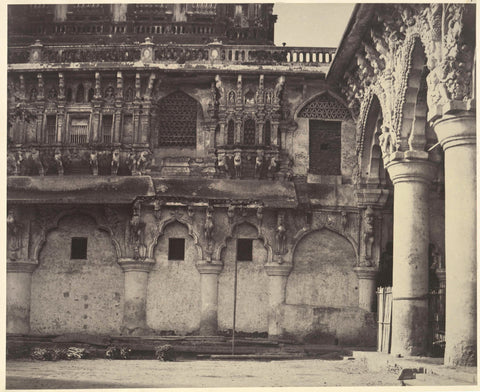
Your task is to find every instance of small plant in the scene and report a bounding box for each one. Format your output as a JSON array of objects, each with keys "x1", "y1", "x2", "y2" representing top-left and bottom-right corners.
[
  {"x1": 105, "y1": 345, "x2": 132, "y2": 359},
  {"x1": 155, "y1": 344, "x2": 176, "y2": 361},
  {"x1": 65, "y1": 346, "x2": 89, "y2": 359}
]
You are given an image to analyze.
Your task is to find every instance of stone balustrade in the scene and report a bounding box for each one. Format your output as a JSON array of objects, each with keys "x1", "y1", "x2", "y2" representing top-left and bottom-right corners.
[{"x1": 8, "y1": 41, "x2": 336, "y2": 68}]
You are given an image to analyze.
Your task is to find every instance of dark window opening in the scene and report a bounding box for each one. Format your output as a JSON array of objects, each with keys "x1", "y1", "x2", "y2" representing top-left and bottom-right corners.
[
  {"x1": 157, "y1": 91, "x2": 197, "y2": 147},
  {"x1": 244, "y1": 119, "x2": 256, "y2": 145},
  {"x1": 76, "y1": 84, "x2": 84, "y2": 103},
  {"x1": 102, "y1": 114, "x2": 113, "y2": 144},
  {"x1": 66, "y1": 87, "x2": 73, "y2": 102},
  {"x1": 168, "y1": 238, "x2": 185, "y2": 260},
  {"x1": 87, "y1": 88, "x2": 94, "y2": 102},
  {"x1": 264, "y1": 120, "x2": 271, "y2": 146},
  {"x1": 227, "y1": 119, "x2": 235, "y2": 145},
  {"x1": 237, "y1": 238, "x2": 253, "y2": 261},
  {"x1": 46, "y1": 115, "x2": 56, "y2": 144},
  {"x1": 71, "y1": 237, "x2": 88, "y2": 259},
  {"x1": 309, "y1": 120, "x2": 341, "y2": 175}
]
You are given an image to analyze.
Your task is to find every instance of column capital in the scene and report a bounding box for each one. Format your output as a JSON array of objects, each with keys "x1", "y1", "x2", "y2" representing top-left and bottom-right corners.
[
  {"x1": 386, "y1": 158, "x2": 437, "y2": 186},
  {"x1": 196, "y1": 261, "x2": 223, "y2": 275},
  {"x1": 118, "y1": 258, "x2": 155, "y2": 273},
  {"x1": 353, "y1": 266, "x2": 377, "y2": 280},
  {"x1": 355, "y1": 188, "x2": 390, "y2": 209},
  {"x1": 265, "y1": 263, "x2": 292, "y2": 276},
  {"x1": 433, "y1": 112, "x2": 476, "y2": 151},
  {"x1": 7, "y1": 261, "x2": 38, "y2": 273}
]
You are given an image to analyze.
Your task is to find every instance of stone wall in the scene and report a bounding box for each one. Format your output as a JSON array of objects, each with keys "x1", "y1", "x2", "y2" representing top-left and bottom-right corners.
[
  {"x1": 147, "y1": 221, "x2": 201, "y2": 334},
  {"x1": 30, "y1": 214, "x2": 124, "y2": 334}
]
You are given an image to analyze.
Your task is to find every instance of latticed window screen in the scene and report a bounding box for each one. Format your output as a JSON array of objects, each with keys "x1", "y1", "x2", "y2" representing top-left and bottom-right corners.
[
  {"x1": 69, "y1": 117, "x2": 89, "y2": 144},
  {"x1": 298, "y1": 94, "x2": 350, "y2": 120},
  {"x1": 46, "y1": 115, "x2": 56, "y2": 144},
  {"x1": 101, "y1": 114, "x2": 113, "y2": 144},
  {"x1": 264, "y1": 120, "x2": 271, "y2": 146},
  {"x1": 244, "y1": 119, "x2": 256, "y2": 145},
  {"x1": 309, "y1": 120, "x2": 341, "y2": 175},
  {"x1": 227, "y1": 119, "x2": 235, "y2": 145},
  {"x1": 157, "y1": 91, "x2": 197, "y2": 147}
]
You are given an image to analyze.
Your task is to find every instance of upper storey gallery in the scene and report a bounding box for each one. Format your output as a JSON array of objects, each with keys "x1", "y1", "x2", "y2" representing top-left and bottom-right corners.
[{"x1": 8, "y1": 4, "x2": 277, "y2": 45}]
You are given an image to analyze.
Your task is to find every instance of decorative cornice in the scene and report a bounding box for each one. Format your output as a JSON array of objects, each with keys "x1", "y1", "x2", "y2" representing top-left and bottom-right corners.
[{"x1": 7, "y1": 261, "x2": 38, "y2": 273}]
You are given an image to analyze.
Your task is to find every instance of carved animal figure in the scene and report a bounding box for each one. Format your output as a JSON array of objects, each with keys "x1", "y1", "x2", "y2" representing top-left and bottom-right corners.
[
  {"x1": 234, "y1": 151, "x2": 242, "y2": 178},
  {"x1": 31, "y1": 148, "x2": 44, "y2": 176},
  {"x1": 89, "y1": 151, "x2": 98, "y2": 175},
  {"x1": 54, "y1": 148, "x2": 64, "y2": 176},
  {"x1": 136, "y1": 150, "x2": 150, "y2": 175},
  {"x1": 268, "y1": 156, "x2": 278, "y2": 179},
  {"x1": 255, "y1": 151, "x2": 264, "y2": 179},
  {"x1": 111, "y1": 149, "x2": 120, "y2": 175}
]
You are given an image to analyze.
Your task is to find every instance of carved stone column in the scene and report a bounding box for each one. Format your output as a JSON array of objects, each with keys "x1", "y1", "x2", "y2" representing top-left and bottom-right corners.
[
  {"x1": 354, "y1": 267, "x2": 377, "y2": 312},
  {"x1": 265, "y1": 263, "x2": 292, "y2": 338},
  {"x1": 196, "y1": 262, "x2": 223, "y2": 335},
  {"x1": 118, "y1": 258, "x2": 155, "y2": 335},
  {"x1": 433, "y1": 112, "x2": 476, "y2": 366},
  {"x1": 7, "y1": 262, "x2": 37, "y2": 334},
  {"x1": 386, "y1": 154, "x2": 437, "y2": 357},
  {"x1": 355, "y1": 188, "x2": 390, "y2": 312}
]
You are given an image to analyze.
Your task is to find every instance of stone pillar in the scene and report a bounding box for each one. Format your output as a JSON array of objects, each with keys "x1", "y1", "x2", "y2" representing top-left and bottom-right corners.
[
  {"x1": 433, "y1": 113, "x2": 476, "y2": 366},
  {"x1": 196, "y1": 262, "x2": 223, "y2": 335},
  {"x1": 7, "y1": 262, "x2": 37, "y2": 334},
  {"x1": 354, "y1": 267, "x2": 377, "y2": 312},
  {"x1": 118, "y1": 258, "x2": 155, "y2": 335},
  {"x1": 265, "y1": 263, "x2": 292, "y2": 338},
  {"x1": 386, "y1": 155, "x2": 437, "y2": 357}
]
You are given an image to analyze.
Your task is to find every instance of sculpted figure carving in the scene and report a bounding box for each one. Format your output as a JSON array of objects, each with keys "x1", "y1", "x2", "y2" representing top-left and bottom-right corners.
[
  {"x1": 89, "y1": 151, "x2": 98, "y2": 176},
  {"x1": 362, "y1": 206, "x2": 375, "y2": 265},
  {"x1": 228, "y1": 91, "x2": 235, "y2": 104},
  {"x1": 31, "y1": 148, "x2": 44, "y2": 176},
  {"x1": 130, "y1": 200, "x2": 145, "y2": 259},
  {"x1": 126, "y1": 152, "x2": 136, "y2": 174},
  {"x1": 111, "y1": 149, "x2": 120, "y2": 175},
  {"x1": 216, "y1": 152, "x2": 229, "y2": 177},
  {"x1": 255, "y1": 150, "x2": 264, "y2": 179},
  {"x1": 233, "y1": 151, "x2": 242, "y2": 179},
  {"x1": 227, "y1": 204, "x2": 235, "y2": 224},
  {"x1": 214, "y1": 75, "x2": 225, "y2": 105},
  {"x1": 54, "y1": 148, "x2": 64, "y2": 176},
  {"x1": 268, "y1": 155, "x2": 278, "y2": 180},
  {"x1": 378, "y1": 125, "x2": 399, "y2": 158},
  {"x1": 204, "y1": 206, "x2": 214, "y2": 246},
  {"x1": 136, "y1": 150, "x2": 151, "y2": 175},
  {"x1": 273, "y1": 76, "x2": 285, "y2": 105},
  {"x1": 7, "y1": 208, "x2": 22, "y2": 261},
  {"x1": 275, "y1": 211, "x2": 287, "y2": 255}
]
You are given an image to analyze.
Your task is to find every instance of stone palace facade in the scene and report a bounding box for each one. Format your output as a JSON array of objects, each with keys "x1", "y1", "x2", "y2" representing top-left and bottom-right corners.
[{"x1": 7, "y1": 4, "x2": 476, "y2": 367}]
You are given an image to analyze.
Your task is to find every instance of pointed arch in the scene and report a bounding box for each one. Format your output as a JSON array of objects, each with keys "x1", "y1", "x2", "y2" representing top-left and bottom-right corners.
[
  {"x1": 295, "y1": 90, "x2": 352, "y2": 120},
  {"x1": 33, "y1": 208, "x2": 122, "y2": 263},
  {"x1": 214, "y1": 218, "x2": 273, "y2": 263},
  {"x1": 147, "y1": 216, "x2": 203, "y2": 260}
]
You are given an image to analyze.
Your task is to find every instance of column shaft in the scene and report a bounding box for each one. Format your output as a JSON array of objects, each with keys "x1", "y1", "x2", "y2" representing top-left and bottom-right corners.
[
  {"x1": 434, "y1": 114, "x2": 476, "y2": 366},
  {"x1": 387, "y1": 158, "x2": 436, "y2": 357},
  {"x1": 197, "y1": 263, "x2": 222, "y2": 335},
  {"x1": 265, "y1": 264, "x2": 291, "y2": 338}
]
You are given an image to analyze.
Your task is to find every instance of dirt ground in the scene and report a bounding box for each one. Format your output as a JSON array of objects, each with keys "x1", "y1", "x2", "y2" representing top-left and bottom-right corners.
[{"x1": 5, "y1": 357, "x2": 465, "y2": 389}]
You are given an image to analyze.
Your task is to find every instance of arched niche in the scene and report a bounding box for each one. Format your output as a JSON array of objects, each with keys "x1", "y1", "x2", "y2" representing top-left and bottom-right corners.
[
  {"x1": 286, "y1": 228, "x2": 358, "y2": 308},
  {"x1": 147, "y1": 220, "x2": 201, "y2": 334},
  {"x1": 217, "y1": 221, "x2": 269, "y2": 334},
  {"x1": 31, "y1": 213, "x2": 124, "y2": 335}
]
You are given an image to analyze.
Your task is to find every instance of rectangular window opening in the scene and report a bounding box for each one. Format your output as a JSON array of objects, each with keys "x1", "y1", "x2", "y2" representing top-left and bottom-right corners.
[
  {"x1": 71, "y1": 237, "x2": 88, "y2": 259},
  {"x1": 69, "y1": 117, "x2": 90, "y2": 144},
  {"x1": 237, "y1": 238, "x2": 253, "y2": 262},
  {"x1": 309, "y1": 120, "x2": 341, "y2": 175},
  {"x1": 46, "y1": 115, "x2": 57, "y2": 144},
  {"x1": 102, "y1": 114, "x2": 113, "y2": 144},
  {"x1": 168, "y1": 238, "x2": 185, "y2": 260}
]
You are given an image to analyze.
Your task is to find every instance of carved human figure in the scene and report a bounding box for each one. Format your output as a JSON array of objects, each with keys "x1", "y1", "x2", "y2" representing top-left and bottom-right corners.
[
  {"x1": 268, "y1": 155, "x2": 278, "y2": 180},
  {"x1": 227, "y1": 204, "x2": 235, "y2": 224},
  {"x1": 214, "y1": 75, "x2": 225, "y2": 105},
  {"x1": 104, "y1": 86, "x2": 115, "y2": 101},
  {"x1": 255, "y1": 150, "x2": 264, "y2": 179},
  {"x1": 204, "y1": 206, "x2": 214, "y2": 246},
  {"x1": 153, "y1": 199, "x2": 162, "y2": 221},
  {"x1": 233, "y1": 151, "x2": 242, "y2": 178},
  {"x1": 126, "y1": 152, "x2": 136, "y2": 174},
  {"x1": 7, "y1": 208, "x2": 22, "y2": 261},
  {"x1": 54, "y1": 148, "x2": 64, "y2": 176},
  {"x1": 363, "y1": 206, "x2": 375, "y2": 264},
  {"x1": 111, "y1": 149, "x2": 120, "y2": 175},
  {"x1": 228, "y1": 91, "x2": 235, "y2": 104},
  {"x1": 89, "y1": 151, "x2": 98, "y2": 176},
  {"x1": 130, "y1": 200, "x2": 145, "y2": 259},
  {"x1": 273, "y1": 76, "x2": 285, "y2": 105},
  {"x1": 378, "y1": 125, "x2": 398, "y2": 158},
  {"x1": 275, "y1": 211, "x2": 287, "y2": 255},
  {"x1": 30, "y1": 148, "x2": 44, "y2": 176},
  {"x1": 216, "y1": 153, "x2": 229, "y2": 177},
  {"x1": 136, "y1": 150, "x2": 150, "y2": 175},
  {"x1": 256, "y1": 206, "x2": 264, "y2": 224}
]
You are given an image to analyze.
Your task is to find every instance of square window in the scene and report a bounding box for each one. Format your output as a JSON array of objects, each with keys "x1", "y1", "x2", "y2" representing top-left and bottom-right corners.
[
  {"x1": 168, "y1": 238, "x2": 185, "y2": 260},
  {"x1": 237, "y1": 239, "x2": 253, "y2": 262},
  {"x1": 71, "y1": 237, "x2": 87, "y2": 259}
]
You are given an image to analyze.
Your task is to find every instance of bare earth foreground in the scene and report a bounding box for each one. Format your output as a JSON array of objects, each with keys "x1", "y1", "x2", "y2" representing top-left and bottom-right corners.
[{"x1": 6, "y1": 358, "x2": 465, "y2": 389}]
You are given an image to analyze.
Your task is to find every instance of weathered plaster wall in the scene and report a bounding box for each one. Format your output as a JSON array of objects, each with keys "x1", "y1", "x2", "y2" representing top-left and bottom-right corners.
[
  {"x1": 147, "y1": 221, "x2": 201, "y2": 334},
  {"x1": 218, "y1": 222, "x2": 269, "y2": 333},
  {"x1": 341, "y1": 120, "x2": 357, "y2": 182},
  {"x1": 283, "y1": 228, "x2": 370, "y2": 344},
  {"x1": 31, "y1": 214, "x2": 124, "y2": 334}
]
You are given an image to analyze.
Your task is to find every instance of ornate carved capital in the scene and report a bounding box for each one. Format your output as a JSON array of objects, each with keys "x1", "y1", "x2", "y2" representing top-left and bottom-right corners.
[
  {"x1": 353, "y1": 266, "x2": 378, "y2": 280},
  {"x1": 118, "y1": 258, "x2": 155, "y2": 273},
  {"x1": 264, "y1": 263, "x2": 292, "y2": 277},
  {"x1": 196, "y1": 262, "x2": 223, "y2": 275}
]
